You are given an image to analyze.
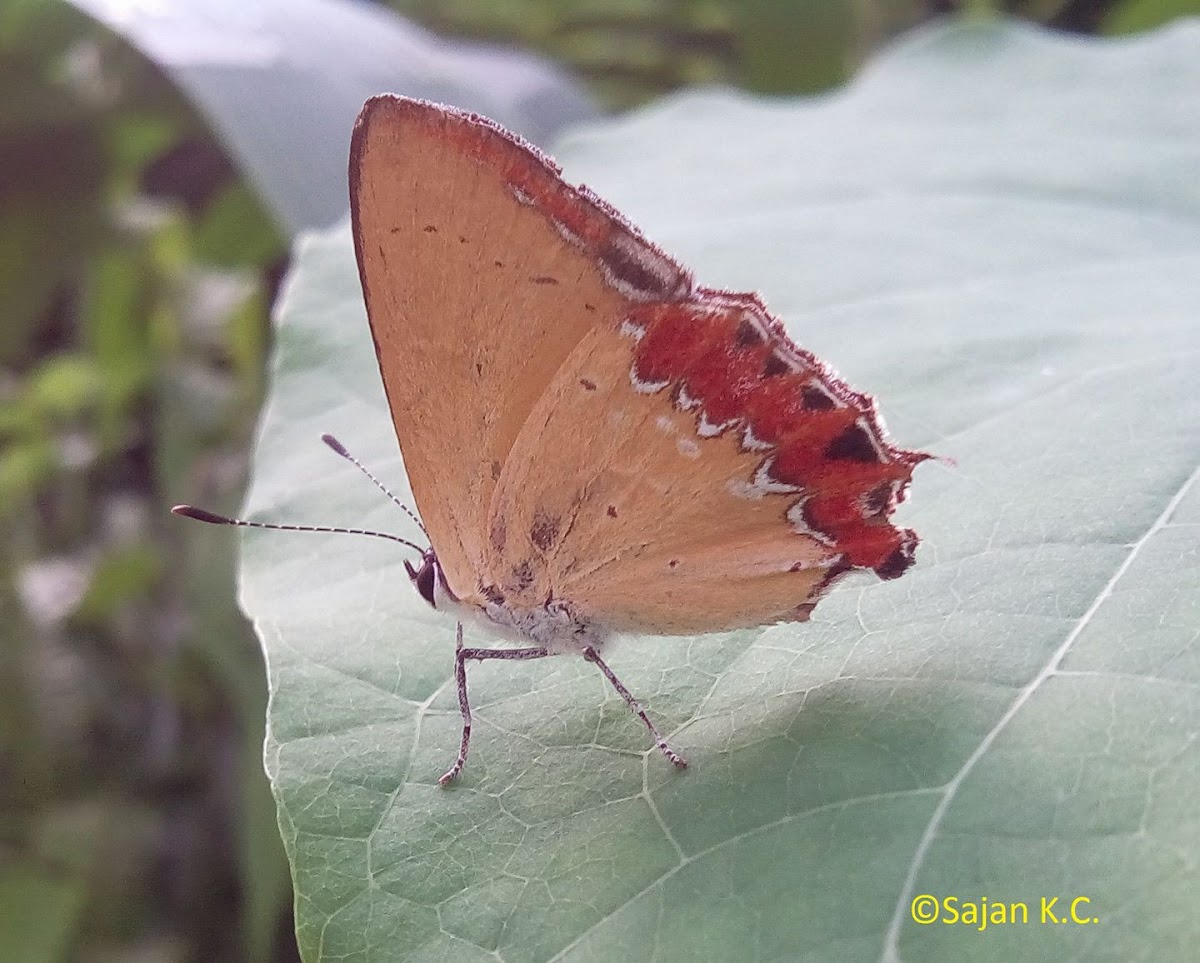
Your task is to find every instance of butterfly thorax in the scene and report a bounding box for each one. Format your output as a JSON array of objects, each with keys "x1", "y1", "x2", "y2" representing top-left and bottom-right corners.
[{"x1": 407, "y1": 548, "x2": 611, "y2": 654}]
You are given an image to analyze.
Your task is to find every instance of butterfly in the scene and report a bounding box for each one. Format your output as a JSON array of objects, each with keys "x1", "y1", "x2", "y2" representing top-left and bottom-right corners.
[{"x1": 175, "y1": 95, "x2": 928, "y2": 785}]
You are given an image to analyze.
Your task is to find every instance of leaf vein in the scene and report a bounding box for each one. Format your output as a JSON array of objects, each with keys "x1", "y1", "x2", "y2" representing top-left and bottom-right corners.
[{"x1": 878, "y1": 461, "x2": 1200, "y2": 962}]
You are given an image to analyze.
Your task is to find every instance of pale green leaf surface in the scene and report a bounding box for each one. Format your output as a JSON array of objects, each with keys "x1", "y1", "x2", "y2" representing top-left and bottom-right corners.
[{"x1": 243, "y1": 20, "x2": 1200, "y2": 962}]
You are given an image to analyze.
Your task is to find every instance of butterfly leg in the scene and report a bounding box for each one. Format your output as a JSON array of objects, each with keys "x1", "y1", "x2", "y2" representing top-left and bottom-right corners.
[
  {"x1": 582, "y1": 646, "x2": 688, "y2": 770},
  {"x1": 439, "y1": 622, "x2": 550, "y2": 786}
]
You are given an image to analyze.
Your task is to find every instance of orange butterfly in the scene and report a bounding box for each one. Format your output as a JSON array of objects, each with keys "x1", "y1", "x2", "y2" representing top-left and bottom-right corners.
[{"x1": 176, "y1": 96, "x2": 928, "y2": 785}]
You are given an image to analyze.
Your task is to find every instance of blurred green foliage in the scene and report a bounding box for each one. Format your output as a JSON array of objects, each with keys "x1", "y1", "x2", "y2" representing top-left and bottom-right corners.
[
  {"x1": 1, "y1": 0, "x2": 1195, "y2": 959},
  {"x1": 395, "y1": 0, "x2": 1200, "y2": 102},
  {"x1": 0, "y1": 2, "x2": 287, "y2": 961}
]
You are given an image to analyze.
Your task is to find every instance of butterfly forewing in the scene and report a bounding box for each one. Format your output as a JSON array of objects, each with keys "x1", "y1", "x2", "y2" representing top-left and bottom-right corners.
[{"x1": 350, "y1": 97, "x2": 678, "y2": 601}]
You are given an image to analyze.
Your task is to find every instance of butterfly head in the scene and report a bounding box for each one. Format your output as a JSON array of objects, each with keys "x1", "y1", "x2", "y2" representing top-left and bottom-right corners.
[{"x1": 405, "y1": 548, "x2": 457, "y2": 609}]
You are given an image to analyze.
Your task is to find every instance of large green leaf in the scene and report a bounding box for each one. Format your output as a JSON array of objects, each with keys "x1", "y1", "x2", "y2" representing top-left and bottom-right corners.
[{"x1": 241, "y1": 18, "x2": 1200, "y2": 961}]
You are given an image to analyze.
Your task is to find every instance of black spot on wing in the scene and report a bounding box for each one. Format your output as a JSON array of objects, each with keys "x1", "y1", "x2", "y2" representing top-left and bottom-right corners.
[
  {"x1": 763, "y1": 353, "x2": 789, "y2": 377},
  {"x1": 597, "y1": 237, "x2": 674, "y2": 296},
  {"x1": 510, "y1": 560, "x2": 535, "y2": 591},
  {"x1": 863, "y1": 482, "x2": 892, "y2": 518},
  {"x1": 735, "y1": 319, "x2": 764, "y2": 347},
  {"x1": 530, "y1": 511, "x2": 561, "y2": 552},
  {"x1": 802, "y1": 386, "x2": 836, "y2": 410},
  {"x1": 826, "y1": 423, "x2": 880, "y2": 462},
  {"x1": 876, "y1": 538, "x2": 916, "y2": 580}
]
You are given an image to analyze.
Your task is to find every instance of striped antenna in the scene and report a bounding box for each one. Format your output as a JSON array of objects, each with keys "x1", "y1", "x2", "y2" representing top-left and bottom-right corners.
[
  {"x1": 171, "y1": 505, "x2": 424, "y2": 554},
  {"x1": 173, "y1": 434, "x2": 428, "y2": 553},
  {"x1": 321, "y1": 433, "x2": 428, "y2": 537}
]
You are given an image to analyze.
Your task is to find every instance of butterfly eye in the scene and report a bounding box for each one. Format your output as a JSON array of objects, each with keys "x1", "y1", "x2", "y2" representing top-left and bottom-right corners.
[{"x1": 405, "y1": 553, "x2": 438, "y2": 608}]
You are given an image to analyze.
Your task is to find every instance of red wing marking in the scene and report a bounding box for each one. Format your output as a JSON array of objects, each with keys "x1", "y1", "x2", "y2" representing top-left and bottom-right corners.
[{"x1": 625, "y1": 293, "x2": 929, "y2": 579}]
